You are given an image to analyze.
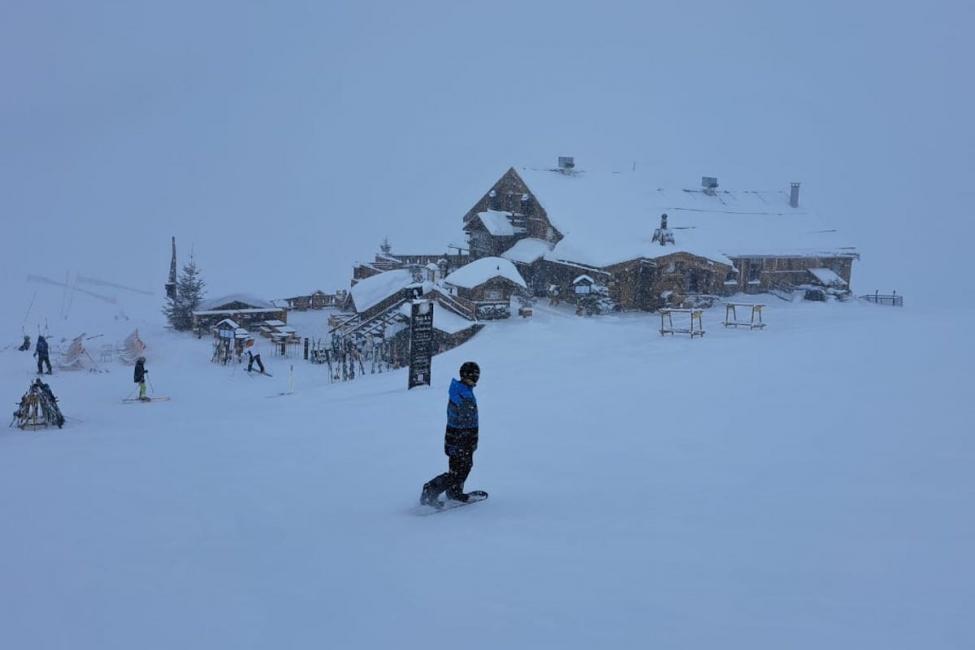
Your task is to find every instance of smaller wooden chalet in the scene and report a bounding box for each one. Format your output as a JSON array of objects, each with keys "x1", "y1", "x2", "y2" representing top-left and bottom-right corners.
[
  {"x1": 442, "y1": 257, "x2": 528, "y2": 320},
  {"x1": 192, "y1": 294, "x2": 288, "y2": 331},
  {"x1": 279, "y1": 290, "x2": 337, "y2": 311}
]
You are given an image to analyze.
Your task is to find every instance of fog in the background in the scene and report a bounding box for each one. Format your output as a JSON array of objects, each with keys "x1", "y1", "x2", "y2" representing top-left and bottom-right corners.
[{"x1": 2, "y1": 0, "x2": 972, "y2": 310}]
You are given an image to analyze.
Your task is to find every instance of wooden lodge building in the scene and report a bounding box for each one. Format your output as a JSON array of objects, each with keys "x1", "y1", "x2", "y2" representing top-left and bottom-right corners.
[
  {"x1": 461, "y1": 158, "x2": 859, "y2": 310},
  {"x1": 277, "y1": 290, "x2": 347, "y2": 311},
  {"x1": 192, "y1": 294, "x2": 288, "y2": 332}
]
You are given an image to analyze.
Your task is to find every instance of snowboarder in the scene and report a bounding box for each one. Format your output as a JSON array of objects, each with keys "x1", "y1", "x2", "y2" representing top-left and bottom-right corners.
[
  {"x1": 34, "y1": 335, "x2": 52, "y2": 374},
  {"x1": 134, "y1": 356, "x2": 149, "y2": 401},
  {"x1": 247, "y1": 349, "x2": 265, "y2": 374},
  {"x1": 421, "y1": 361, "x2": 481, "y2": 507},
  {"x1": 18, "y1": 335, "x2": 31, "y2": 351}
]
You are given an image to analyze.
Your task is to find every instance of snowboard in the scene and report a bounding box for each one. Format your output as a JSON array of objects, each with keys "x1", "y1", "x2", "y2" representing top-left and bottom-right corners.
[
  {"x1": 247, "y1": 370, "x2": 273, "y2": 377},
  {"x1": 415, "y1": 490, "x2": 488, "y2": 516},
  {"x1": 122, "y1": 397, "x2": 171, "y2": 403}
]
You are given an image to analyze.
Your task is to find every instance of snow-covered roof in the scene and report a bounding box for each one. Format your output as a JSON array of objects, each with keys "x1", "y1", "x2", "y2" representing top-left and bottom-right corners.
[
  {"x1": 350, "y1": 269, "x2": 415, "y2": 313},
  {"x1": 215, "y1": 318, "x2": 241, "y2": 329},
  {"x1": 475, "y1": 210, "x2": 517, "y2": 237},
  {"x1": 501, "y1": 237, "x2": 552, "y2": 264},
  {"x1": 194, "y1": 308, "x2": 281, "y2": 316},
  {"x1": 443, "y1": 257, "x2": 527, "y2": 289},
  {"x1": 396, "y1": 302, "x2": 474, "y2": 334},
  {"x1": 198, "y1": 293, "x2": 275, "y2": 311},
  {"x1": 515, "y1": 166, "x2": 857, "y2": 268},
  {"x1": 808, "y1": 267, "x2": 847, "y2": 287}
]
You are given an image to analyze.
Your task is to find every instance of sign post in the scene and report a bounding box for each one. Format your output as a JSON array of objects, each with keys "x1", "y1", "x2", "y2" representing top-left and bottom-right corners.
[{"x1": 408, "y1": 300, "x2": 434, "y2": 389}]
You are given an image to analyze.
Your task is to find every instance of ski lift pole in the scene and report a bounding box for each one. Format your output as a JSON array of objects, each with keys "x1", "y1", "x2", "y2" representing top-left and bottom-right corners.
[{"x1": 288, "y1": 365, "x2": 294, "y2": 394}]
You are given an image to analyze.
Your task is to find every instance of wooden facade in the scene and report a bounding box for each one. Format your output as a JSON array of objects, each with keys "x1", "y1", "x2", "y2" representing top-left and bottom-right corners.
[
  {"x1": 460, "y1": 166, "x2": 857, "y2": 312},
  {"x1": 727, "y1": 255, "x2": 854, "y2": 294},
  {"x1": 462, "y1": 168, "x2": 560, "y2": 257},
  {"x1": 283, "y1": 290, "x2": 336, "y2": 311},
  {"x1": 192, "y1": 300, "x2": 287, "y2": 332}
]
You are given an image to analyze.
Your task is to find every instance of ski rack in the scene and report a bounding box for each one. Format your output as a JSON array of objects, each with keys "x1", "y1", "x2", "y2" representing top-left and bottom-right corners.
[
  {"x1": 722, "y1": 303, "x2": 766, "y2": 330},
  {"x1": 659, "y1": 308, "x2": 705, "y2": 338}
]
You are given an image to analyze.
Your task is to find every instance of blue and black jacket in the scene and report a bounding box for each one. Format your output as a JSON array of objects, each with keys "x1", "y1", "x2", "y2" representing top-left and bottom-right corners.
[
  {"x1": 445, "y1": 378, "x2": 478, "y2": 455},
  {"x1": 35, "y1": 336, "x2": 48, "y2": 357}
]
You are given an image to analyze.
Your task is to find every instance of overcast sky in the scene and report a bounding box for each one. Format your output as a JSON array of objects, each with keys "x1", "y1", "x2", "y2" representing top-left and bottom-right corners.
[{"x1": 1, "y1": 0, "x2": 971, "y2": 307}]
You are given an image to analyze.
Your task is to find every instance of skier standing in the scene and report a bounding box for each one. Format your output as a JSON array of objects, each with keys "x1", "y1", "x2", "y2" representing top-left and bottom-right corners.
[
  {"x1": 134, "y1": 356, "x2": 149, "y2": 401},
  {"x1": 421, "y1": 361, "x2": 481, "y2": 507},
  {"x1": 34, "y1": 335, "x2": 52, "y2": 374}
]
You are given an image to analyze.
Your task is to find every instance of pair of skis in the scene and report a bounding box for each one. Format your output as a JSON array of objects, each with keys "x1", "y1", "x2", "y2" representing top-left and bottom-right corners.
[{"x1": 121, "y1": 396, "x2": 170, "y2": 404}]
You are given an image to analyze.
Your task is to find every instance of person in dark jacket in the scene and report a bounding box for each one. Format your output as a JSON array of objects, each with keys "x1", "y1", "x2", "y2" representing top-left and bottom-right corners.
[
  {"x1": 421, "y1": 361, "x2": 481, "y2": 507},
  {"x1": 34, "y1": 335, "x2": 52, "y2": 374},
  {"x1": 134, "y1": 356, "x2": 148, "y2": 401},
  {"x1": 18, "y1": 335, "x2": 31, "y2": 351}
]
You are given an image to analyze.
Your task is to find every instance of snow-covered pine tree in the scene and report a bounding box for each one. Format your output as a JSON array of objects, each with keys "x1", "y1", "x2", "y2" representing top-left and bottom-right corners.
[{"x1": 163, "y1": 255, "x2": 207, "y2": 331}]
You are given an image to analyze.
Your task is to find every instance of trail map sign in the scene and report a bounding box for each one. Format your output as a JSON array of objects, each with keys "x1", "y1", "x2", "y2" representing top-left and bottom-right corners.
[{"x1": 408, "y1": 300, "x2": 434, "y2": 389}]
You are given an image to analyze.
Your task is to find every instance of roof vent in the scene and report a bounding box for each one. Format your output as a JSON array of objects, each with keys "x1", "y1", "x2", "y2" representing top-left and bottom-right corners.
[
  {"x1": 558, "y1": 156, "x2": 575, "y2": 174},
  {"x1": 701, "y1": 176, "x2": 718, "y2": 196}
]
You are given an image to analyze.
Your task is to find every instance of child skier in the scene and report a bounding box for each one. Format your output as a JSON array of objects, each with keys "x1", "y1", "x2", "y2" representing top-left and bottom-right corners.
[
  {"x1": 134, "y1": 356, "x2": 149, "y2": 401},
  {"x1": 34, "y1": 335, "x2": 52, "y2": 374},
  {"x1": 421, "y1": 361, "x2": 481, "y2": 507}
]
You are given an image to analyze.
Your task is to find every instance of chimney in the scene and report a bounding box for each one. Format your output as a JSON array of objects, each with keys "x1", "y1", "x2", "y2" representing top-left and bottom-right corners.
[
  {"x1": 488, "y1": 189, "x2": 500, "y2": 211},
  {"x1": 558, "y1": 156, "x2": 575, "y2": 174},
  {"x1": 701, "y1": 176, "x2": 718, "y2": 196},
  {"x1": 790, "y1": 182, "x2": 800, "y2": 208},
  {"x1": 652, "y1": 213, "x2": 675, "y2": 246}
]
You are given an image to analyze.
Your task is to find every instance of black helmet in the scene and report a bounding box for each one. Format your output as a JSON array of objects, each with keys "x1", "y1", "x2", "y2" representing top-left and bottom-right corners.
[{"x1": 459, "y1": 361, "x2": 480, "y2": 383}]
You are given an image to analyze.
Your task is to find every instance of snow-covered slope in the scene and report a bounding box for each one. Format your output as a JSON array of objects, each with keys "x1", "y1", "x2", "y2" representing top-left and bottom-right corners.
[{"x1": 1, "y1": 300, "x2": 971, "y2": 649}]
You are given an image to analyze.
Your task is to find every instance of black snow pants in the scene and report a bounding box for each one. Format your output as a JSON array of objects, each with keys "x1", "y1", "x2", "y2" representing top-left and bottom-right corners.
[
  {"x1": 37, "y1": 354, "x2": 52, "y2": 374},
  {"x1": 424, "y1": 449, "x2": 474, "y2": 500}
]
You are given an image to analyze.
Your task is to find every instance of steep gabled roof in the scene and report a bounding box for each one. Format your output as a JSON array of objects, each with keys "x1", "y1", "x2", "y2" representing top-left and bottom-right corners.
[{"x1": 513, "y1": 166, "x2": 857, "y2": 268}]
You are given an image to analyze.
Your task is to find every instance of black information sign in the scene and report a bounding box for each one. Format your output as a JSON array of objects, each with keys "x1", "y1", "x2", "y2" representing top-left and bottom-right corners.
[{"x1": 408, "y1": 300, "x2": 434, "y2": 389}]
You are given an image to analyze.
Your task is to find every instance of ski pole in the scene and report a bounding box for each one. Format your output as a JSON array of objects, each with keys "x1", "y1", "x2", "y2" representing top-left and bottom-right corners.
[{"x1": 148, "y1": 377, "x2": 156, "y2": 395}]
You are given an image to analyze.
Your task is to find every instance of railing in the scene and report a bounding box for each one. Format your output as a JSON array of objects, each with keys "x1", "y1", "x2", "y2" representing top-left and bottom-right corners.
[
  {"x1": 860, "y1": 291, "x2": 903, "y2": 307},
  {"x1": 431, "y1": 290, "x2": 476, "y2": 320},
  {"x1": 329, "y1": 298, "x2": 408, "y2": 338}
]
